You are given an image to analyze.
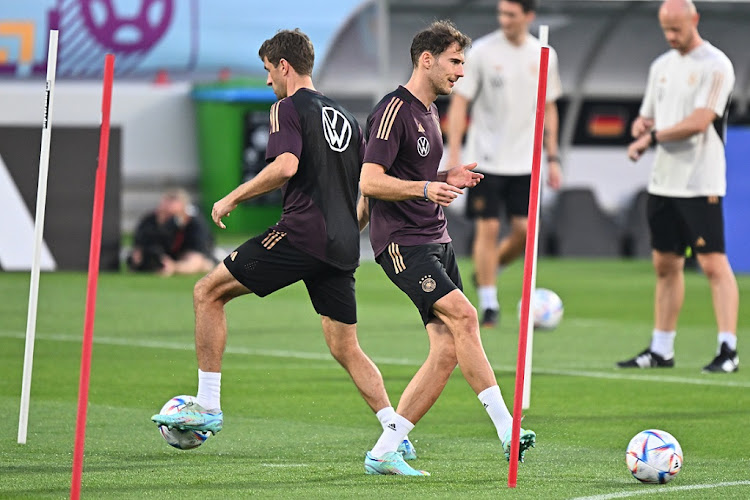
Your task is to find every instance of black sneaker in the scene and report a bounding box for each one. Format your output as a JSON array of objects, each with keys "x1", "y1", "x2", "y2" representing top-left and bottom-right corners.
[
  {"x1": 480, "y1": 308, "x2": 499, "y2": 328},
  {"x1": 616, "y1": 348, "x2": 674, "y2": 368},
  {"x1": 702, "y1": 342, "x2": 739, "y2": 373}
]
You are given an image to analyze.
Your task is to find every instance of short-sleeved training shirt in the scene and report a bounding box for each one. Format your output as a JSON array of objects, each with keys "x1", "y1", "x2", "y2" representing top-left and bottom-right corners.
[
  {"x1": 640, "y1": 41, "x2": 734, "y2": 197},
  {"x1": 364, "y1": 86, "x2": 451, "y2": 258},
  {"x1": 265, "y1": 88, "x2": 365, "y2": 270},
  {"x1": 452, "y1": 31, "x2": 562, "y2": 175}
]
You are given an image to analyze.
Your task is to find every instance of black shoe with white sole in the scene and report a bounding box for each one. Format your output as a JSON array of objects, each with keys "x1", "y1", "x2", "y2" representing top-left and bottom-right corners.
[
  {"x1": 702, "y1": 342, "x2": 739, "y2": 373},
  {"x1": 616, "y1": 348, "x2": 674, "y2": 368},
  {"x1": 480, "y1": 308, "x2": 499, "y2": 328}
]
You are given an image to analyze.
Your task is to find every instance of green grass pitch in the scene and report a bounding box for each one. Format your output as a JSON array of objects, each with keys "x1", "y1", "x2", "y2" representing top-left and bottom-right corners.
[{"x1": 1, "y1": 258, "x2": 749, "y2": 498}]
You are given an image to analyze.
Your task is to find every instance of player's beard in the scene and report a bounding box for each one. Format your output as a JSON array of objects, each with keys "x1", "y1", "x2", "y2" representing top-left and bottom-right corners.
[
  {"x1": 430, "y1": 74, "x2": 452, "y2": 97},
  {"x1": 677, "y1": 31, "x2": 695, "y2": 53},
  {"x1": 272, "y1": 82, "x2": 287, "y2": 99}
]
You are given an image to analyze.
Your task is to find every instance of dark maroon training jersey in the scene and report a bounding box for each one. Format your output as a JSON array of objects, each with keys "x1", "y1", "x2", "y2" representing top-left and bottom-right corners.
[
  {"x1": 265, "y1": 88, "x2": 365, "y2": 270},
  {"x1": 363, "y1": 86, "x2": 451, "y2": 258}
]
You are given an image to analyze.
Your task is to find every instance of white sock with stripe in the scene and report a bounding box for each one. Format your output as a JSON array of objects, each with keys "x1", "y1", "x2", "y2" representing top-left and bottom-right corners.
[{"x1": 370, "y1": 413, "x2": 414, "y2": 458}]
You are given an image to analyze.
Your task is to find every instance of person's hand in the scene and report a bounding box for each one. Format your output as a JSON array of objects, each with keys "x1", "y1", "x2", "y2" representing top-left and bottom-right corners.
[
  {"x1": 159, "y1": 255, "x2": 175, "y2": 277},
  {"x1": 547, "y1": 160, "x2": 562, "y2": 189},
  {"x1": 212, "y1": 196, "x2": 238, "y2": 229},
  {"x1": 627, "y1": 134, "x2": 652, "y2": 162},
  {"x1": 445, "y1": 162, "x2": 483, "y2": 189},
  {"x1": 130, "y1": 248, "x2": 143, "y2": 266},
  {"x1": 425, "y1": 181, "x2": 463, "y2": 207},
  {"x1": 631, "y1": 116, "x2": 654, "y2": 138}
]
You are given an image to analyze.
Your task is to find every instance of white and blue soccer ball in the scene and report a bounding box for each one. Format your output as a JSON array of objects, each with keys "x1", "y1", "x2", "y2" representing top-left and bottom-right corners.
[
  {"x1": 517, "y1": 288, "x2": 564, "y2": 330},
  {"x1": 626, "y1": 429, "x2": 683, "y2": 484},
  {"x1": 157, "y1": 395, "x2": 211, "y2": 450}
]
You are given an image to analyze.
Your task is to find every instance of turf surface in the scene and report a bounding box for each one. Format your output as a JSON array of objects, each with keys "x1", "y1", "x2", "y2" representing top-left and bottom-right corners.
[{"x1": 1, "y1": 259, "x2": 749, "y2": 498}]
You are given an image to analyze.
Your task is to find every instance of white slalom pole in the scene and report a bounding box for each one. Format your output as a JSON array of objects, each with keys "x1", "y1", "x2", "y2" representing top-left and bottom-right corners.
[
  {"x1": 522, "y1": 25, "x2": 549, "y2": 410},
  {"x1": 18, "y1": 29, "x2": 59, "y2": 444}
]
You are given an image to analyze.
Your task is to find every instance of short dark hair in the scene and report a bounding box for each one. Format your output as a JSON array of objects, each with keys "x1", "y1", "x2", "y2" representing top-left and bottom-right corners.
[
  {"x1": 258, "y1": 29, "x2": 314, "y2": 76},
  {"x1": 410, "y1": 20, "x2": 472, "y2": 68},
  {"x1": 502, "y1": 0, "x2": 537, "y2": 14}
]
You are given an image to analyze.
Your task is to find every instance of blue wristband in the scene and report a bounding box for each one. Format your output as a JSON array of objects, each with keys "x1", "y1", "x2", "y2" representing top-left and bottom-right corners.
[{"x1": 423, "y1": 181, "x2": 431, "y2": 201}]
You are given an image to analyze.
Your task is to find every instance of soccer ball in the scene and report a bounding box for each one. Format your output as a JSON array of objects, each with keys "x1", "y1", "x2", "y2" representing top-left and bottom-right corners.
[
  {"x1": 626, "y1": 429, "x2": 683, "y2": 484},
  {"x1": 517, "y1": 288, "x2": 564, "y2": 330},
  {"x1": 156, "y1": 395, "x2": 211, "y2": 450}
]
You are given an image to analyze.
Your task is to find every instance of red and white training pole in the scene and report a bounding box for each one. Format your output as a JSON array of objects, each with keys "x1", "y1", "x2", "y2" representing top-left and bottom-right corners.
[
  {"x1": 508, "y1": 25, "x2": 549, "y2": 488},
  {"x1": 70, "y1": 53, "x2": 115, "y2": 500},
  {"x1": 18, "y1": 29, "x2": 59, "y2": 445}
]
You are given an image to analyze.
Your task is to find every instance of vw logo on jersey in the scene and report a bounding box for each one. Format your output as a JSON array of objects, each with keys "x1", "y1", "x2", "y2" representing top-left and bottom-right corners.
[
  {"x1": 322, "y1": 106, "x2": 352, "y2": 152},
  {"x1": 417, "y1": 136, "x2": 430, "y2": 157}
]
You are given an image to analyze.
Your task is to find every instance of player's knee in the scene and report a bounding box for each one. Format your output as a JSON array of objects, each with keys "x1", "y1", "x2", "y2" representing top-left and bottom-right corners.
[
  {"x1": 326, "y1": 334, "x2": 358, "y2": 364},
  {"x1": 193, "y1": 275, "x2": 215, "y2": 306},
  {"x1": 698, "y1": 256, "x2": 730, "y2": 282},
  {"x1": 652, "y1": 256, "x2": 682, "y2": 278},
  {"x1": 451, "y1": 301, "x2": 479, "y2": 328}
]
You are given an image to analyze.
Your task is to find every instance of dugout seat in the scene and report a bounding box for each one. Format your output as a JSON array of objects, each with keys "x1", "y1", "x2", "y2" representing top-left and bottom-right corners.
[{"x1": 547, "y1": 188, "x2": 621, "y2": 257}]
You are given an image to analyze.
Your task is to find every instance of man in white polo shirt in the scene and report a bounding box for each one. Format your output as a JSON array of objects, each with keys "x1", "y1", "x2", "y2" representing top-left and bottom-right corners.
[
  {"x1": 446, "y1": 0, "x2": 562, "y2": 327},
  {"x1": 619, "y1": 0, "x2": 739, "y2": 373}
]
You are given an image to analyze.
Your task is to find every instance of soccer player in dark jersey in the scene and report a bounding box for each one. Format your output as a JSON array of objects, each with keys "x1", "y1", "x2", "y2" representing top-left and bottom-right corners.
[
  {"x1": 152, "y1": 29, "x2": 415, "y2": 458},
  {"x1": 359, "y1": 20, "x2": 536, "y2": 476}
]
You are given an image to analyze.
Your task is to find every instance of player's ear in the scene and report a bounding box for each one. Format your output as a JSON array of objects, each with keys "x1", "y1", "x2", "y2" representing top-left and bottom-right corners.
[{"x1": 421, "y1": 51, "x2": 433, "y2": 69}]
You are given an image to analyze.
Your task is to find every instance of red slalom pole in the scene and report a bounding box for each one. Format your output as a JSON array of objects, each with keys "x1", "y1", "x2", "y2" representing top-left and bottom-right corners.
[
  {"x1": 70, "y1": 53, "x2": 115, "y2": 500},
  {"x1": 508, "y1": 27, "x2": 549, "y2": 488}
]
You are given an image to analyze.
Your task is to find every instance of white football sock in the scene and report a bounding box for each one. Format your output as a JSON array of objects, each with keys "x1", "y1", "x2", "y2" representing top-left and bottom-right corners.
[
  {"x1": 376, "y1": 406, "x2": 411, "y2": 444},
  {"x1": 478, "y1": 285, "x2": 499, "y2": 311},
  {"x1": 370, "y1": 413, "x2": 414, "y2": 457},
  {"x1": 376, "y1": 406, "x2": 396, "y2": 428},
  {"x1": 718, "y1": 331, "x2": 737, "y2": 352},
  {"x1": 650, "y1": 330, "x2": 676, "y2": 358},
  {"x1": 478, "y1": 385, "x2": 513, "y2": 441},
  {"x1": 196, "y1": 369, "x2": 221, "y2": 410}
]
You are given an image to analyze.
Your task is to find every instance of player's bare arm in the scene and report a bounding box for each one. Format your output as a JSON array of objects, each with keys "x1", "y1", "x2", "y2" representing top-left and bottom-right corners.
[
  {"x1": 628, "y1": 108, "x2": 717, "y2": 161},
  {"x1": 437, "y1": 162, "x2": 483, "y2": 188},
  {"x1": 445, "y1": 93, "x2": 470, "y2": 168},
  {"x1": 631, "y1": 115, "x2": 655, "y2": 138},
  {"x1": 544, "y1": 101, "x2": 563, "y2": 189},
  {"x1": 360, "y1": 162, "x2": 463, "y2": 207},
  {"x1": 652, "y1": 107, "x2": 717, "y2": 142},
  {"x1": 212, "y1": 152, "x2": 299, "y2": 228},
  {"x1": 357, "y1": 194, "x2": 370, "y2": 231}
]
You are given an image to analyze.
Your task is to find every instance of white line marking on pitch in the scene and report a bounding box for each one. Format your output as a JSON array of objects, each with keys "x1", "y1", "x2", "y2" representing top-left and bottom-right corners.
[
  {"x1": 3, "y1": 331, "x2": 750, "y2": 388},
  {"x1": 571, "y1": 480, "x2": 750, "y2": 500},
  {"x1": 261, "y1": 463, "x2": 309, "y2": 468}
]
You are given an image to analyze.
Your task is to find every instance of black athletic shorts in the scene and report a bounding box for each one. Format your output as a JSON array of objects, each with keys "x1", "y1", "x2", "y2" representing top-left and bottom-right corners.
[
  {"x1": 375, "y1": 242, "x2": 463, "y2": 325},
  {"x1": 466, "y1": 173, "x2": 531, "y2": 219},
  {"x1": 647, "y1": 194, "x2": 725, "y2": 255},
  {"x1": 224, "y1": 229, "x2": 357, "y2": 324}
]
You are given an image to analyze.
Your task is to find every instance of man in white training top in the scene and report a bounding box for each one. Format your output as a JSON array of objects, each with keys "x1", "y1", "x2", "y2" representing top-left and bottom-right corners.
[
  {"x1": 619, "y1": 0, "x2": 739, "y2": 373},
  {"x1": 446, "y1": 0, "x2": 563, "y2": 327}
]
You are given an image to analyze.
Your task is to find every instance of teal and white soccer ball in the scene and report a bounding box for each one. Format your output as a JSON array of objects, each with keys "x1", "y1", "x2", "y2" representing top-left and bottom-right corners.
[
  {"x1": 517, "y1": 288, "x2": 564, "y2": 330},
  {"x1": 157, "y1": 395, "x2": 210, "y2": 450},
  {"x1": 626, "y1": 429, "x2": 683, "y2": 484}
]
